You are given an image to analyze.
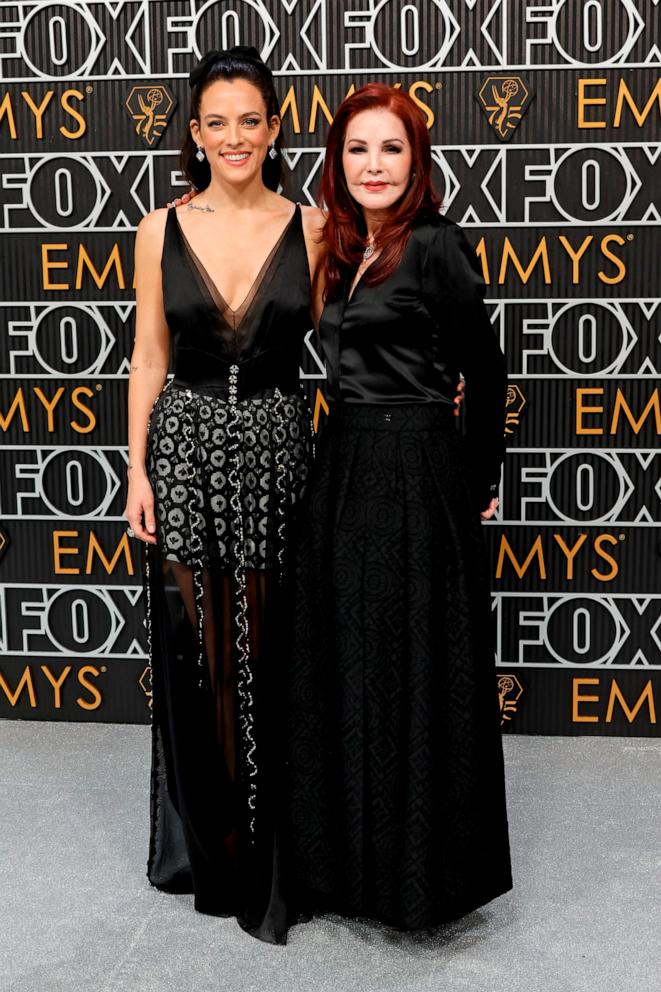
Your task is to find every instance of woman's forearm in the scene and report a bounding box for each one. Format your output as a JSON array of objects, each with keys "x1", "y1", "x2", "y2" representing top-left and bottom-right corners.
[{"x1": 127, "y1": 352, "x2": 168, "y2": 476}]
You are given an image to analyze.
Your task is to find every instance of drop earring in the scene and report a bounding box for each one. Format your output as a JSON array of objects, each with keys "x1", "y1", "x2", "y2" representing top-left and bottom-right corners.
[
  {"x1": 195, "y1": 146, "x2": 205, "y2": 162},
  {"x1": 269, "y1": 142, "x2": 278, "y2": 160}
]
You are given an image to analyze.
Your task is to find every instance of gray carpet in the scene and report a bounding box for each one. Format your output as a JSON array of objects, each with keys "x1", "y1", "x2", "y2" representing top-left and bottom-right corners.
[{"x1": 1, "y1": 723, "x2": 659, "y2": 992}]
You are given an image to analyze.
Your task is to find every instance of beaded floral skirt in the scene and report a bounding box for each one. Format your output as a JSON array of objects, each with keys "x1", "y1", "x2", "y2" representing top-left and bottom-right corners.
[{"x1": 144, "y1": 379, "x2": 313, "y2": 944}]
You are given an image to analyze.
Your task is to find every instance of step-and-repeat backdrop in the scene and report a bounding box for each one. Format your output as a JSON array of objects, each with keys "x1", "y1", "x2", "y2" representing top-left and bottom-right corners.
[{"x1": 0, "y1": 1, "x2": 659, "y2": 734}]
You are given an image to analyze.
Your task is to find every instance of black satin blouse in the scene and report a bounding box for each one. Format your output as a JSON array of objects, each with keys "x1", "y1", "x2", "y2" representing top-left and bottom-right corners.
[{"x1": 318, "y1": 215, "x2": 508, "y2": 507}]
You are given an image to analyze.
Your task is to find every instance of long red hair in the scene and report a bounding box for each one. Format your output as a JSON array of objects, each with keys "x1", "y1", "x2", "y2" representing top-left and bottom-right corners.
[{"x1": 320, "y1": 83, "x2": 442, "y2": 302}]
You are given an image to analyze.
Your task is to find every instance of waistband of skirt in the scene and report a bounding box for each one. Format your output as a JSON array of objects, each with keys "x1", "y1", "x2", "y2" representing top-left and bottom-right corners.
[
  {"x1": 331, "y1": 402, "x2": 456, "y2": 431},
  {"x1": 170, "y1": 377, "x2": 298, "y2": 403}
]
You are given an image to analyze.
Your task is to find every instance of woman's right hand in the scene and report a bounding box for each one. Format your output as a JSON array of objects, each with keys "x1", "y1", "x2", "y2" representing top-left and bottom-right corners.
[
  {"x1": 124, "y1": 471, "x2": 157, "y2": 544},
  {"x1": 166, "y1": 188, "x2": 198, "y2": 208}
]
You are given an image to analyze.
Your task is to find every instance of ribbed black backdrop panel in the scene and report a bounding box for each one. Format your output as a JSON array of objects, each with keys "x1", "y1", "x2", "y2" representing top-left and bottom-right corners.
[{"x1": 0, "y1": 1, "x2": 659, "y2": 734}]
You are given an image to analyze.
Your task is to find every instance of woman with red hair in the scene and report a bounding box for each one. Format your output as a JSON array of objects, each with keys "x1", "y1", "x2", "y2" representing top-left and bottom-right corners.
[{"x1": 288, "y1": 83, "x2": 512, "y2": 929}]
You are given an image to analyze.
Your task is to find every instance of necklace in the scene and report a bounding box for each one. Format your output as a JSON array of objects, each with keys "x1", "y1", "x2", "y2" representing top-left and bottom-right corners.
[
  {"x1": 362, "y1": 243, "x2": 375, "y2": 261},
  {"x1": 187, "y1": 202, "x2": 215, "y2": 213}
]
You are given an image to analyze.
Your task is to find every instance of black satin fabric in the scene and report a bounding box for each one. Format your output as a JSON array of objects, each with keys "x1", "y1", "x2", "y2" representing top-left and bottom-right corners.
[
  {"x1": 319, "y1": 216, "x2": 507, "y2": 511},
  {"x1": 146, "y1": 203, "x2": 313, "y2": 944},
  {"x1": 288, "y1": 218, "x2": 512, "y2": 929},
  {"x1": 162, "y1": 204, "x2": 308, "y2": 398}
]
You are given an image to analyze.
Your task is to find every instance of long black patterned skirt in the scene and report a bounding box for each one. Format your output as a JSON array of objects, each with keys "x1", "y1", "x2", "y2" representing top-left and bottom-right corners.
[
  {"x1": 288, "y1": 403, "x2": 512, "y2": 929},
  {"x1": 144, "y1": 380, "x2": 312, "y2": 944}
]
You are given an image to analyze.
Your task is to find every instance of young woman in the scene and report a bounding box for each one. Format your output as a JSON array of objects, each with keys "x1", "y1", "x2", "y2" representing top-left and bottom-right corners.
[
  {"x1": 124, "y1": 47, "x2": 324, "y2": 944},
  {"x1": 288, "y1": 84, "x2": 512, "y2": 930}
]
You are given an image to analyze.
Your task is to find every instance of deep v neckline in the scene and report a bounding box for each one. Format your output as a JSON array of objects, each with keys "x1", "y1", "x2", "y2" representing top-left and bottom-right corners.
[{"x1": 174, "y1": 204, "x2": 298, "y2": 318}]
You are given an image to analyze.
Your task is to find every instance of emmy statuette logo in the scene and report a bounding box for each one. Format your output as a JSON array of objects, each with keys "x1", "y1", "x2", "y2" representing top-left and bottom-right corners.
[
  {"x1": 498, "y1": 675, "x2": 524, "y2": 726},
  {"x1": 0, "y1": 525, "x2": 9, "y2": 564},
  {"x1": 124, "y1": 84, "x2": 177, "y2": 147},
  {"x1": 505, "y1": 384, "x2": 527, "y2": 437},
  {"x1": 139, "y1": 665, "x2": 153, "y2": 710},
  {"x1": 477, "y1": 76, "x2": 534, "y2": 141}
]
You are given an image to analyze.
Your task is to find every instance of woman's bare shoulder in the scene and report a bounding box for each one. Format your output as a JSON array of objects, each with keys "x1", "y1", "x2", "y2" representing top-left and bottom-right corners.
[
  {"x1": 300, "y1": 204, "x2": 326, "y2": 227},
  {"x1": 137, "y1": 207, "x2": 169, "y2": 237},
  {"x1": 135, "y1": 208, "x2": 169, "y2": 263},
  {"x1": 300, "y1": 205, "x2": 327, "y2": 255}
]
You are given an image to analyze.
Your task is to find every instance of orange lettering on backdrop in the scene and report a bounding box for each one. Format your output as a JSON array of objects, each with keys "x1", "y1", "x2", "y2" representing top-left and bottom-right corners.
[
  {"x1": 495, "y1": 535, "x2": 546, "y2": 580},
  {"x1": 606, "y1": 681, "x2": 657, "y2": 724},
  {"x1": 33, "y1": 386, "x2": 65, "y2": 432},
  {"x1": 613, "y1": 79, "x2": 661, "y2": 128},
  {"x1": 71, "y1": 387, "x2": 96, "y2": 433},
  {"x1": 60, "y1": 89, "x2": 86, "y2": 139},
  {"x1": 0, "y1": 668, "x2": 37, "y2": 708},
  {"x1": 575, "y1": 388, "x2": 604, "y2": 435},
  {"x1": 86, "y1": 532, "x2": 134, "y2": 576},
  {"x1": 279, "y1": 85, "x2": 301, "y2": 133},
  {"x1": 599, "y1": 234, "x2": 627, "y2": 284},
  {"x1": 42, "y1": 244, "x2": 69, "y2": 290},
  {"x1": 53, "y1": 531, "x2": 79, "y2": 574},
  {"x1": 77, "y1": 667, "x2": 103, "y2": 710},
  {"x1": 592, "y1": 535, "x2": 619, "y2": 582},
  {"x1": 0, "y1": 92, "x2": 17, "y2": 138},
  {"x1": 558, "y1": 235, "x2": 593, "y2": 283},
  {"x1": 0, "y1": 390, "x2": 30, "y2": 432},
  {"x1": 21, "y1": 90, "x2": 54, "y2": 139},
  {"x1": 552, "y1": 534, "x2": 588, "y2": 580},
  {"x1": 610, "y1": 389, "x2": 661, "y2": 435},
  {"x1": 41, "y1": 665, "x2": 72, "y2": 709},
  {"x1": 498, "y1": 237, "x2": 551, "y2": 285},
  {"x1": 75, "y1": 244, "x2": 125, "y2": 290},
  {"x1": 572, "y1": 678, "x2": 600, "y2": 723},
  {"x1": 577, "y1": 78, "x2": 607, "y2": 128}
]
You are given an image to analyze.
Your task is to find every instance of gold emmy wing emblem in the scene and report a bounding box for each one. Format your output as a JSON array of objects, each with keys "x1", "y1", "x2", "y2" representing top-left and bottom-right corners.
[
  {"x1": 139, "y1": 666, "x2": 153, "y2": 709},
  {"x1": 477, "y1": 76, "x2": 533, "y2": 141},
  {"x1": 498, "y1": 675, "x2": 524, "y2": 726},
  {"x1": 504, "y1": 384, "x2": 526, "y2": 437},
  {"x1": 125, "y1": 84, "x2": 177, "y2": 147}
]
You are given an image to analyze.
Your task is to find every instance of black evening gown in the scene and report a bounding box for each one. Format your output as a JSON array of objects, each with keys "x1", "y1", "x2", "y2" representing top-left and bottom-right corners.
[
  {"x1": 145, "y1": 204, "x2": 313, "y2": 944},
  {"x1": 288, "y1": 215, "x2": 513, "y2": 929}
]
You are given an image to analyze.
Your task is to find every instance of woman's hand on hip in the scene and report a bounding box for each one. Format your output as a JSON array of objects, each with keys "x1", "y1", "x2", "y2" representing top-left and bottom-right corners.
[
  {"x1": 166, "y1": 188, "x2": 197, "y2": 208},
  {"x1": 124, "y1": 472, "x2": 158, "y2": 544},
  {"x1": 453, "y1": 377, "x2": 465, "y2": 417},
  {"x1": 480, "y1": 497, "x2": 499, "y2": 521}
]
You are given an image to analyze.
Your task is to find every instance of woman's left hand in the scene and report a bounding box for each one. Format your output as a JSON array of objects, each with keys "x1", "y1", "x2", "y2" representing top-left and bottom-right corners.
[
  {"x1": 480, "y1": 497, "x2": 499, "y2": 520},
  {"x1": 453, "y1": 378, "x2": 465, "y2": 417},
  {"x1": 166, "y1": 188, "x2": 197, "y2": 208}
]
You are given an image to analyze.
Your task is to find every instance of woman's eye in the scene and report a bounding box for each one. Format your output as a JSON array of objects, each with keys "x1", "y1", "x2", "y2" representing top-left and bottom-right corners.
[
  {"x1": 243, "y1": 118, "x2": 259, "y2": 126},
  {"x1": 348, "y1": 147, "x2": 365, "y2": 154},
  {"x1": 385, "y1": 145, "x2": 401, "y2": 153},
  {"x1": 208, "y1": 120, "x2": 223, "y2": 128}
]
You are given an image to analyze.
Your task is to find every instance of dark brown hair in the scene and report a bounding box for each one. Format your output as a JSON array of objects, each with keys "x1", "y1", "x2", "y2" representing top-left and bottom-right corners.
[
  {"x1": 320, "y1": 83, "x2": 442, "y2": 301},
  {"x1": 181, "y1": 47, "x2": 284, "y2": 192}
]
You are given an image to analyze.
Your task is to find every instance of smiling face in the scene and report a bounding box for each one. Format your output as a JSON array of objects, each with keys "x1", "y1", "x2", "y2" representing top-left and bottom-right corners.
[
  {"x1": 341, "y1": 108, "x2": 413, "y2": 223},
  {"x1": 190, "y1": 77, "x2": 279, "y2": 186}
]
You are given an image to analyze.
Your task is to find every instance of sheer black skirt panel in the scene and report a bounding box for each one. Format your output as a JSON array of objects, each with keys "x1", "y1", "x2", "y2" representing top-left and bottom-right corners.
[{"x1": 145, "y1": 383, "x2": 312, "y2": 944}]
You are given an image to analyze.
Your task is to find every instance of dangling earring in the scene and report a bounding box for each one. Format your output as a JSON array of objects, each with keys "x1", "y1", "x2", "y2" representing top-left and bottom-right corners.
[
  {"x1": 269, "y1": 142, "x2": 278, "y2": 160},
  {"x1": 195, "y1": 146, "x2": 205, "y2": 162},
  {"x1": 411, "y1": 169, "x2": 417, "y2": 182}
]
